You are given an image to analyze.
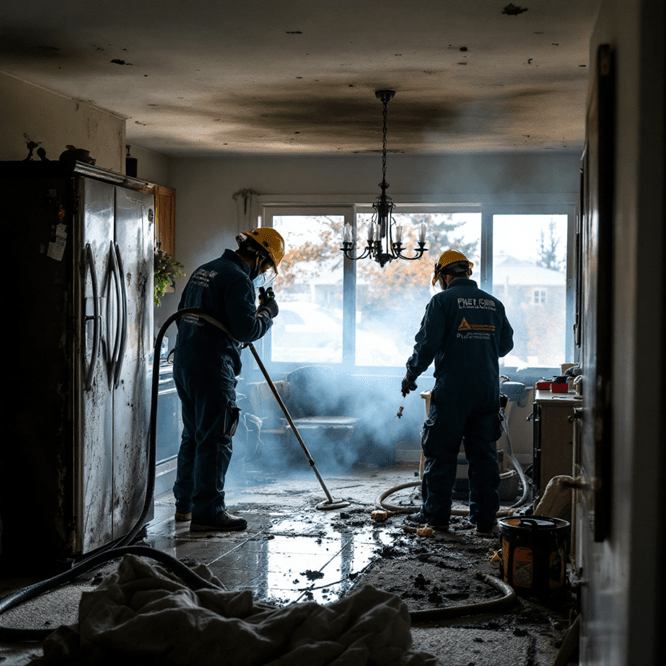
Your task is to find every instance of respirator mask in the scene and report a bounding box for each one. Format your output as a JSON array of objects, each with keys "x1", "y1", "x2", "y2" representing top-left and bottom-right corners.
[
  {"x1": 252, "y1": 264, "x2": 277, "y2": 290},
  {"x1": 250, "y1": 254, "x2": 277, "y2": 290},
  {"x1": 431, "y1": 262, "x2": 447, "y2": 292},
  {"x1": 431, "y1": 260, "x2": 471, "y2": 292}
]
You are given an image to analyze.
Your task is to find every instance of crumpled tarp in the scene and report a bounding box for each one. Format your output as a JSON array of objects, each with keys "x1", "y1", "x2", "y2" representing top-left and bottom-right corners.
[{"x1": 30, "y1": 554, "x2": 438, "y2": 666}]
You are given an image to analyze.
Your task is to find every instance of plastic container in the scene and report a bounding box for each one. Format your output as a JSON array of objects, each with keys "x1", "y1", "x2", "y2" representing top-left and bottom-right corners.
[{"x1": 498, "y1": 516, "x2": 570, "y2": 597}]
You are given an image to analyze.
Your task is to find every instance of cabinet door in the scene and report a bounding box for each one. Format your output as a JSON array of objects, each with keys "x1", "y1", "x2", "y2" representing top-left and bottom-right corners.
[
  {"x1": 538, "y1": 403, "x2": 575, "y2": 492},
  {"x1": 155, "y1": 185, "x2": 176, "y2": 257}
]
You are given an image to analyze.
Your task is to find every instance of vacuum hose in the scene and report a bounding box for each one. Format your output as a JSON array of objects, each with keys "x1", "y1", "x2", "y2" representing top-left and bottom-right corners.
[
  {"x1": 500, "y1": 405, "x2": 530, "y2": 509},
  {"x1": 1, "y1": 310, "x2": 518, "y2": 642},
  {"x1": 410, "y1": 571, "x2": 516, "y2": 622}
]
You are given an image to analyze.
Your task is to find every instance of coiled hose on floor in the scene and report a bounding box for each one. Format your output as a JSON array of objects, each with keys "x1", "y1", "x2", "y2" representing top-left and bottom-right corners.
[{"x1": 375, "y1": 405, "x2": 530, "y2": 515}]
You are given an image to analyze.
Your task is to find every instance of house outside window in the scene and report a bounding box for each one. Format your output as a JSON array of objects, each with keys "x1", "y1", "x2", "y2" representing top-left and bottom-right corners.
[{"x1": 492, "y1": 213, "x2": 569, "y2": 370}]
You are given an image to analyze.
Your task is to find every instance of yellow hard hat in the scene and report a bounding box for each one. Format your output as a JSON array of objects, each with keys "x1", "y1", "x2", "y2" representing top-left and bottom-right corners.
[
  {"x1": 432, "y1": 249, "x2": 474, "y2": 286},
  {"x1": 241, "y1": 228, "x2": 286, "y2": 272}
]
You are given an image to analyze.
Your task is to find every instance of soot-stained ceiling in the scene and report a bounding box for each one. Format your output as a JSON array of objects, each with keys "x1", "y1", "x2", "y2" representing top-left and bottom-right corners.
[{"x1": 1, "y1": 0, "x2": 600, "y2": 156}]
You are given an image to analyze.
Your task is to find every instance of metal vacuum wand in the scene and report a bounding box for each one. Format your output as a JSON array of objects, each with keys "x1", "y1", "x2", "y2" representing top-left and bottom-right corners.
[
  {"x1": 247, "y1": 342, "x2": 350, "y2": 510},
  {"x1": 179, "y1": 308, "x2": 349, "y2": 511}
]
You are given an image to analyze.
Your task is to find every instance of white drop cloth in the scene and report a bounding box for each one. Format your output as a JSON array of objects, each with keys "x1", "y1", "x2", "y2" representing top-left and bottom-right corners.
[{"x1": 30, "y1": 554, "x2": 438, "y2": 666}]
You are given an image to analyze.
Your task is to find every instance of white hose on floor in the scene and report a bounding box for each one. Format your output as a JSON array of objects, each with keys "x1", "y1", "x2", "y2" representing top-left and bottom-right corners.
[
  {"x1": 376, "y1": 402, "x2": 530, "y2": 516},
  {"x1": 375, "y1": 482, "x2": 517, "y2": 517}
]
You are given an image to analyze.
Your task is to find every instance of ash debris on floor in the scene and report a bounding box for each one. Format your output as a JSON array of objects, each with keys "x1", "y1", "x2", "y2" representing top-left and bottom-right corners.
[
  {"x1": 334, "y1": 512, "x2": 577, "y2": 665},
  {"x1": 1, "y1": 465, "x2": 578, "y2": 666},
  {"x1": 230, "y1": 471, "x2": 577, "y2": 665}
]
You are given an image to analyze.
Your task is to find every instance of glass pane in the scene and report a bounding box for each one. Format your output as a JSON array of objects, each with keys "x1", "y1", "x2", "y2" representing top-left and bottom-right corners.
[
  {"x1": 493, "y1": 214, "x2": 568, "y2": 370},
  {"x1": 271, "y1": 215, "x2": 345, "y2": 363},
  {"x1": 355, "y1": 212, "x2": 482, "y2": 366}
]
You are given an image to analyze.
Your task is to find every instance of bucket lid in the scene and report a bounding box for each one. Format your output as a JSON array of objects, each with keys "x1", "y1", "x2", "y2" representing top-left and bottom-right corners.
[{"x1": 499, "y1": 516, "x2": 570, "y2": 532}]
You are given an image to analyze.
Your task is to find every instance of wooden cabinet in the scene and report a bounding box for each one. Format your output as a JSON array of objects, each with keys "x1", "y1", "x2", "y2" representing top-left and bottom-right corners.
[
  {"x1": 532, "y1": 390, "x2": 580, "y2": 496},
  {"x1": 154, "y1": 185, "x2": 176, "y2": 256}
]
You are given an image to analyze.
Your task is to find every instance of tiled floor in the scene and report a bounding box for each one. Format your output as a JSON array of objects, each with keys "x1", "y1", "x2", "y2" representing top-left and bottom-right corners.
[
  {"x1": 0, "y1": 462, "x2": 572, "y2": 665},
  {"x1": 146, "y1": 463, "x2": 412, "y2": 606}
]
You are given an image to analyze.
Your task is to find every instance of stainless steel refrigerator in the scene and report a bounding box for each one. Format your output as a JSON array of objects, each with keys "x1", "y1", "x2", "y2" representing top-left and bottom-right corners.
[{"x1": 1, "y1": 161, "x2": 154, "y2": 570}]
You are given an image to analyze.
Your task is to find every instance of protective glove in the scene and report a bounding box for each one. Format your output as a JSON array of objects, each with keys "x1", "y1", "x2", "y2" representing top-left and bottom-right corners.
[
  {"x1": 401, "y1": 373, "x2": 418, "y2": 397},
  {"x1": 257, "y1": 287, "x2": 279, "y2": 319}
]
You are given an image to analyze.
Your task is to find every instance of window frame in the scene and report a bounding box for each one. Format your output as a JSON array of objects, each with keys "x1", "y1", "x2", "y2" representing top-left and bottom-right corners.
[
  {"x1": 484, "y1": 203, "x2": 577, "y2": 359},
  {"x1": 262, "y1": 205, "x2": 355, "y2": 368},
  {"x1": 261, "y1": 200, "x2": 576, "y2": 376}
]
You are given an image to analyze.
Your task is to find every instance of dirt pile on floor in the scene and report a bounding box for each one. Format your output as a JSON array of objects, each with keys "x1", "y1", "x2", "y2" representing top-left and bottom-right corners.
[{"x1": 352, "y1": 513, "x2": 577, "y2": 660}]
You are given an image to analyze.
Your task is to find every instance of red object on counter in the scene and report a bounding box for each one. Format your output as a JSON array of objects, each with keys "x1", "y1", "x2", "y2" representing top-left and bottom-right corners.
[
  {"x1": 551, "y1": 382, "x2": 568, "y2": 393},
  {"x1": 536, "y1": 381, "x2": 551, "y2": 390}
]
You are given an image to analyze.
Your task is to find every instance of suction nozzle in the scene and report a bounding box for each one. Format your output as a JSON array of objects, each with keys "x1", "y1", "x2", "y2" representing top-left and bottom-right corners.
[{"x1": 316, "y1": 499, "x2": 351, "y2": 511}]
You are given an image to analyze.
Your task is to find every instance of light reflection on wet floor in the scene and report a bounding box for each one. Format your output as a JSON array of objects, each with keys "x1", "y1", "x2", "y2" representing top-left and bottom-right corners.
[{"x1": 145, "y1": 469, "x2": 410, "y2": 606}]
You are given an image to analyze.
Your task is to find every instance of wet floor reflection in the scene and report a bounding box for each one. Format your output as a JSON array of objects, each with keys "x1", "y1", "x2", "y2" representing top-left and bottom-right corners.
[
  {"x1": 146, "y1": 504, "x2": 396, "y2": 607},
  {"x1": 144, "y1": 466, "x2": 424, "y2": 607},
  {"x1": 207, "y1": 518, "x2": 387, "y2": 605}
]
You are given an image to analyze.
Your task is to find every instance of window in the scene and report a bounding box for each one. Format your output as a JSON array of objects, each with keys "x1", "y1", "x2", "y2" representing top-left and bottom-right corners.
[
  {"x1": 269, "y1": 212, "x2": 347, "y2": 364},
  {"x1": 264, "y1": 205, "x2": 574, "y2": 374},
  {"x1": 354, "y1": 211, "x2": 481, "y2": 366},
  {"x1": 493, "y1": 214, "x2": 568, "y2": 369}
]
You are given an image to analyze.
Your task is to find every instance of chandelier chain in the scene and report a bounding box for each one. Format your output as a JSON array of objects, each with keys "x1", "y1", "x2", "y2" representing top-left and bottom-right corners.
[
  {"x1": 340, "y1": 90, "x2": 427, "y2": 267},
  {"x1": 381, "y1": 97, "x2": 388, "y2": 186}
]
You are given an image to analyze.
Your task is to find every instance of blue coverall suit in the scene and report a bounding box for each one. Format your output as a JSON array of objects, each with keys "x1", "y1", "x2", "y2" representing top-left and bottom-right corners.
[
  {"x1": 406, "y1": 278, "x2": 514, "y2": 529},
  {"x1": 173, "y1": 249, "x2": 272, "y2": 523}
]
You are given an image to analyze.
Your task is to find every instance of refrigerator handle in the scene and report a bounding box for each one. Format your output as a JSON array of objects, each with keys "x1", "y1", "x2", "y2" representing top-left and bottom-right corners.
[
  {"x1": 83, "y1": 243, "x2": 101, "y2": 391},
  {"x1": 113, "y1": 242, "x2": 128, "y2": 389},
  {"x1": 108, "y1": 240, "x2": 123, "y2": 387}
]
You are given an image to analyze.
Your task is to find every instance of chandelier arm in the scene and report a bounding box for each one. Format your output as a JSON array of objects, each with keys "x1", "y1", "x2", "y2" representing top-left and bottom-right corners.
[
  {"x1": 392, "y1": 245, "x2": 429, "y2": 261},
  {"x1": 341, "y1": 244, "x2": 372, "y2": 261}
]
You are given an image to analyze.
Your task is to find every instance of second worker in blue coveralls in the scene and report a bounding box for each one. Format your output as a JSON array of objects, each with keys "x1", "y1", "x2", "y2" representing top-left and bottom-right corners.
[
  {"x1": 402, "y1": 249, "x2": 514, "y2": 535},
  {"x1": 173, "y1": 228, "x2": 285, "y2": 532}
]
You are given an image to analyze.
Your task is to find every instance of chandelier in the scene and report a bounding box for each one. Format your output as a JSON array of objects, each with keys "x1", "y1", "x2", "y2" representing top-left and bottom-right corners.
[{"x1": 340, "y1": 90, "x2": 427, "y2": 267}]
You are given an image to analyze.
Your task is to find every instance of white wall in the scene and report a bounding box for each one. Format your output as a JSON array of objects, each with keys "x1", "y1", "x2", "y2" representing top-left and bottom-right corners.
[
  {"x1": 130, "y1": 143, "x2": 173, "y2": 188},
  {"x1": 0, "y1": 71, "x2": 125, "y2": 172},
  {"x1": 580, "y1": 1, "x2": 666, "y2": 665}
]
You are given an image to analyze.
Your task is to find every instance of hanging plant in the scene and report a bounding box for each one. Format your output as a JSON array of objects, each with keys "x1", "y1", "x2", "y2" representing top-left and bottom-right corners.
[{"x1": 154, "y1": 247, "x2": 186, "y2": 306}]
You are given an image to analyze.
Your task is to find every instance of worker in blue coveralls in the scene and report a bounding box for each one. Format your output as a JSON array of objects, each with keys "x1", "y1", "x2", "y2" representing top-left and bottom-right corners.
[
  {"x1": 173, "y1": 228, "x2": 285, "y2": 532},
  {"x1": 402, "y1": 249, "x2": 514, "y2": 535}
]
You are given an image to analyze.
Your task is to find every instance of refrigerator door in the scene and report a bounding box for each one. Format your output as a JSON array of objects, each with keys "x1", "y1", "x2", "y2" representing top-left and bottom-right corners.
[
  {"x1": 77, "y1": 176, "x2": 115, "y2": 553},
  {"x1": 111, "y1": 186, "x2": 154, "y2": 538}
]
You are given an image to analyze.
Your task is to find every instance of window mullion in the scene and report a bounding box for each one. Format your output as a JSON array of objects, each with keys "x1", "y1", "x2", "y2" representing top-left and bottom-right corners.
[
  {"x1": 342, "y1": 208, "x2": 356, "y2": 367},
  {"x1": 481, "y1": 207, "x2": 494, "y2": 292}
]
